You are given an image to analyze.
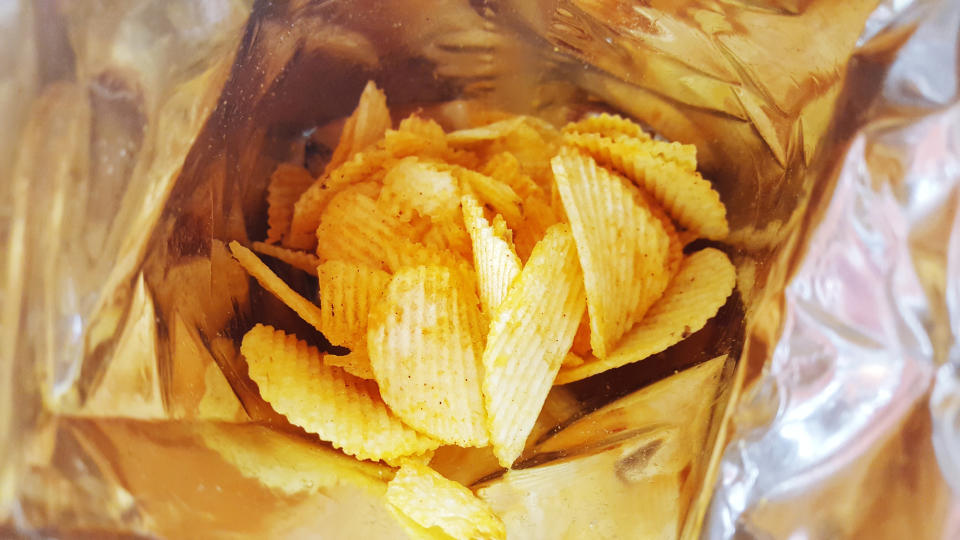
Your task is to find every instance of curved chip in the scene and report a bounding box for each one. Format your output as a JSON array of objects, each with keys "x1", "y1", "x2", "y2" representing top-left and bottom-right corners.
[
  {"x1": 482, "y1": 224, "x2": 586, "y2": 467},
  {"x1": 252, "y1": 241, "x2": 320, "y2": 276},
  {"x1": 241, "y1": 324, "x2": 439, "y2": 462},
  {"x1": 564, "y1": 130, "x2": 697, "y2": 173},
  {"x1": 387, "y1": 461, "x2": 506, "y2": 540},
  {"x1": 265, "y1": 164, "x2": 316, "y2": 244},
  {"x1": 481, "y1": 152, "x2": 541, "y2": 200},
  {"x1": 552, "y1": 150, "x2": 675, "y2": 358},
  {"x1": 562, "y1": 112, "x2": 651, "y2": 141},
  {"x1": 316, "y1": 260, "x2": 391, "y2": 379},
  {"x1": 563, "y1": 132, "x2": 728, "y2": 240},
  {"x1": 367, "y1": 266, "x2": 488, "y2": 447},
  {"x1": 446, "y1": 116, "x2": 526, "y2": 144},
  {"x1": 462, "y1": 194, "x2": 521, "y2": 316},
  {"x1": 229, "y1": 241, "x2": 325, "y2": 332},
  {"x1": 379, "y1": 158, "x2": 460, "y2": 223},
  {"x1": 324, "y1": 80, "x2": 391, "y2": 176},
  {"x1": 555, "y1": 248, "x2": 736, "y2": 384},
  {"x1": 441, "y1": 164, "x2": 523, "y2": 227}
]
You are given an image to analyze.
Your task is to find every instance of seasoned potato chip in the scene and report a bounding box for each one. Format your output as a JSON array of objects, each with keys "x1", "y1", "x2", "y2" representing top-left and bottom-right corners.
[
  {"x1": 440, "y1": 164, "x2": 523, "y2": 227},
  {"x1": 564, "y1": 130, "x2": 697, "y2": 174},
  {"x1": 481, "y1": 152, "x2": 541, "y2": 200},
  {"x1": 446, "y1": 116, "x2": 526, "y2": 145},
  {"x1": 316, "y1": 260, "x2": 391, "y2": 379},
  {"x1": 552, "y1": 150, "x2": 674, "y2": 358},
  {"x1": 397, "y1": 115, "x2": 446, "y2": 141},
  {"x1": 325, "y1": 80, "x2": 391, "y2": 176},
  {"x1": 421, "y1": 217, "x2": 474, "y2": 262},
  {"x1": 485, "y1": 122, "x2": 558, "y2": 186},
  {"x1": 241, "y1": 324, "x2": 439, "y2": 462},
  {"x1": 513, "y1": 193, "x2": 560, "y2": 263},
  {"x1": 229, "y1": 241, "x2": 325, "y2": 332},
  {"x1": 482, "y1": 224, "x2": 586, "y2": 467},
  {"x1": 265, "y1": 164, "x2": 316, "y2": 245},
  {"x1": 555, "y1": 248, "x2": 735, "y2": 384},
  {"x1": 387, "y1": 505, "x2": 455, "y2": 540},
  {"x1": 387, "y1": 461, "x2": 506, "y2": 540},
  {"x1": 367, "y1": 266, "x2": 488, "y2": 447},
  {"x1": 251, "y1": 241, "x2": 320, "y2": 276},
  {"x1": 562, "y1": 112, "x2": 651, "y2": 141},
  {"x1": 379, "y1": 158, "x2": 460, "y2": 223},
  {"x1": 316, "y1": 188, "x2": 420, "y2": 272},
  {"x1": 462, "y1": 194, "x2": 521, "y2": 315},
  {"x1": 564, "y1": 132, "x2": 728, "y2": 240}
]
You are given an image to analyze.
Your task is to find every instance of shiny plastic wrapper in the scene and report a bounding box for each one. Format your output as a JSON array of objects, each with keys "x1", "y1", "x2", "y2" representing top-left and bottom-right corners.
[{"x1": 1, "y1": 0, "x2": 958, "y2": 538}]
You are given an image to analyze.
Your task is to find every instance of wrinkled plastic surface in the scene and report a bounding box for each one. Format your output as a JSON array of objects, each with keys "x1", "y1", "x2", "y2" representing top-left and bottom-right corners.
[{"x1": 0, "y1": 0, "x2": 957, "y2": 538}]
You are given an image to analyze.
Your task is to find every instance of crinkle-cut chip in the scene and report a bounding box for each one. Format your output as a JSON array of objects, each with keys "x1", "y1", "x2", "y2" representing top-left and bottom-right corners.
[
  {"x1": 196, "y1": 423, "x2": 391, "y2": 497},
  {"x1": 513, "y1": 193, "x2": 559, "y2": 262},
  {"x1": 228, "y1": 242, "x2": 325, "y2": 332},
  {"x1": 562, "y1": 112, "x2": 652, "y2": 141},
  {"x1": 387, "y1": 461, "x2": 506, "y2": 540},
  {"x1": 379, "y1": 158, "x2": 460, "y2": 223},
  {"x1": 398, "y1": 114, "x2": 446, "y2": 141},
  {"x1": 552, "y1": 150, "x2": 674, "y2": 359},
  {"x1": 367, "y1": 266, "x2": 488, "y2": 447},
  {"x1": 564, "y1": 132, "x2": 729, "y2": 240},
  {"x1": 316, "y1": 189, "x2": 420, "y2": 272},
  {"x1": 265, "y1": 164, "x2": 316, "y2": 244},
  {"x1": 482, "y1": 224, "x2": 586, "y2": 467},
  {"x1": 462, "y1": 194, "x2": 521, "y2": 316},
  {"x1": 241, "y1": 324, "x2": 440, "y2": 462},
  {"x1": 481, "y1": 152, "x2": 542, "y2": 200},
  {"x1": 251, "y1": 241, "x2": 320, "y2": 276},
  {"x1": 446, "y1": 116, "x2": 526, "y2": 144},
  {"x1": 490, "y1": 214, "x2": 514, "y2": 249},
  {"x1": 564, "y1": 130, "x2": 696, "y2": 172},
  {"x1": 439, "y1": 164, "x2": 523, "y2": 227},
  {"x1": 286, "y1": 146, "x2": 397, "y2": 250},
  {"x1": 485, "y1": 123, "x2": 556, "y2": 186},
  {"x1": 324, "y1": 80, "x2": 391, "y2": 176},
  {"x1": 421, "y1": 216, "x2": 474, "y2": 261},
  {"x1": 555, "y1": 248, "x2": 735, "y2": 384}
]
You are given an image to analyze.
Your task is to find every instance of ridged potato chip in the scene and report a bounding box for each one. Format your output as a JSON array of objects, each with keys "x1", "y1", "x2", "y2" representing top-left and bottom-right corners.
[
  {"x1": 555, "y1": 248, "x2": 735, "y2": 384},
  {"x1": 481, "y1": 152, "x2": 541, "y2": 200},
  {"x1": 485, "y1": 122, "x2": 557, "y2": 186},
  {"x1": 564, "y1": 130, "x2": 697, "y2": 174},
  {"x1": 324, "y1": 80, "x2": 391, "y2": 176},
  {"x1": 446, "y1": 116, "x2": 526, "y2": 145},
  {"x1": 379, "y1": 158, "x2": 460, "y2": 223},
  {"x1": 241, "y1": 324, "x2": 439, "y2": 462},
  {"x1": 251, "y1": 241, "x2": 320, "y2": 276},
  {"x1": 564, "y1": 132, "x2": 728, "y2": 240},
  {"x1": 552, "y1": 150, "x2": 675, "y2": 358},
  {"x1": 482, "y1": 224, "x2": 586, "y2": 467},
  {"x1": 316, "y1": 188, "x2": 420, "y2": 272},
  {"x1": 265, "y1": 164, "x2": 316, "y2": 245},
  {"x1": 316, "y1": 260, "x2": 391, "y2": 379},
  {"x1": 562, "y1": 112, "x2": 651, "y2": 141},
  {"x1": 387, "y1": 461, "x2": 506, "y2": 540},
  {"x1": 367, "y1": 266, "x2": 488, "y2": 447},
  {"x1": 462, "y1": 194, "x2": 521, "y2": 316},
  {"x1": 229, "y1": 241, "x2": 325, "y2": 332},
  {"x1": 441, "y1": 164, "x2": 523, "y2": 227}
]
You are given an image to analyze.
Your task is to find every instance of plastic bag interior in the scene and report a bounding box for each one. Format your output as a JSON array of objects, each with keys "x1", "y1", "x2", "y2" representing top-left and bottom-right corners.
[{"x1": 1, "y1": 0, "x2": 957, "y2": 538}]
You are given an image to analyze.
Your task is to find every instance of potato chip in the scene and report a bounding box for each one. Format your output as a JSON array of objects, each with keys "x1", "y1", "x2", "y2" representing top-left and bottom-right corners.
[
  {"x1": 552, "y1": 150, "x2": 674, "y2": 358},
  {"x1": 564, "y1": 130, "x2": 696, "y2": 173},
  {"x1": 421, "y1": 217, "x2": 474, "y2": 262},
  {"x1": 315, "y1": 260, "x2": 391, "y2": 379},
  {"x1": 229, "y1": 241, "x2": 325, "y2": 332},
  {"x1": 440, "y1": 164, "x2": 523, "y2": 227},
  {"x1": 555, "y1": 248, "x2": 735, "y2": 384},
  {"x1": 562, "y1": 112, "x2": 651, "y2": 141},
  {"x1": 513, "y1": 193, "x2": 560, "y2": 263},
  {"x1": 387, "y1": 461, "x2": 506, "y2": 540},
  {"x1": 251, "y1": 241, "x2": 320, "y2": 276},
  {"x1": 324, "y1": 80, "x2": 391, "y2": 176},
  {"x1": 446, "y1": 116, "x2": 526, "y2": 145},
  {"x1": 241, "y1": 324, "x2": 439, "y2": 462},
  {"x1": 367, "y1": 266, "x2": 488, "y2": 447},
  {"x1": 482, "y1": 224, "x2": 586, "y2": 467},
  {"x1": 462, "y1": 194, "x2": 521, "y2": 316},
  {"x1": 397, "y1": 114, "x2": 446, "y2": 141},
  {"x1": 486, "y1": 122, "x2": 557, "y2": 186},
  {"x1": 265, "y1": 164, "x2": 316, "y2": 244},
  {"x1": 316, "y1": 188, "x2": 420, "y2": 272},
  {"x1": 379, "y1": 158, "x2": 460, "y2": 223},
  {"x1": 387, "y1": 505, "x2": 455, "y2": 540},
  {"x1": 563, "y1": 132, "x2": 728, "y2": 240},
  {"x1": 569, "y1": 314, "x2": 592, "y2": 357}
]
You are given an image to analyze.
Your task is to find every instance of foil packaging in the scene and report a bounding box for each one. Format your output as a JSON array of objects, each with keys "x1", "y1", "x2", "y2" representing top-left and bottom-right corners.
[{"x1": 0, "y1": 0, "x2": 957, "y2": 538}]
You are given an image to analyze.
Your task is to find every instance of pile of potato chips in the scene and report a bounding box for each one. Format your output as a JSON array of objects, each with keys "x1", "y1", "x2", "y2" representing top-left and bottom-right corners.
[{"x1": 228, "y1": 81, "x2": 735, "y2": 538}]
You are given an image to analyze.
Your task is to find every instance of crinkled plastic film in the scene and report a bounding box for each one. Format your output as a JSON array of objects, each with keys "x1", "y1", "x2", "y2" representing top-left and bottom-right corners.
[{"x1": 0, "y1": 0, "x2": 957, "y2": 538}]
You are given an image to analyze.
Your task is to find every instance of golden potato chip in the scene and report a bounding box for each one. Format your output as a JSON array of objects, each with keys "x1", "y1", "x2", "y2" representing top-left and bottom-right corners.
[
  {"x1": 367, "y1": 266, "x2": 488, "y2": 447},
  {"x1": 461, "y1": 194, "x2": 521, "y2": 316},
  {"x1": 324, "y1": 80, "x2": 391, "y2": 176},
  {"x1": 482, "y1": 224, "x2": 586, "y2": 467},
  {"x1": 555, "y1": 248, "x2": 735, "y2": 384},
  {"x1": 387, "y1": 461, "x2": 506, "y2": 540},
  {"x1": 379, "y1": 158, "x2": 460, "y2": 223},
  {"x1": 316, "y1": 188, "x2": 420, "y2": 272},
  {"x1": 440, "y1": 164, "x2": 523, "y2": 227},
  {"x1": 486, "y1": 122, "x2": 557, "y2": 186},
  {"x1": 392, "y1": 118, "x2": 480, "y2": 168},
  {"x1": 551, "y1": 150, "x2": 674, "y2": 358},
  {"x1": 569, "y1": 314, "x2": 592, "y2": 357},
  {"x1": 196, "y1": 423, "x2": 391, "y2": 497},
  {"x1": 446, "y1": 116, "x2": 526, "y2": 145},
  {"x1": 228, "y1": 241, "x2": 325, "y2": 332},
  {"x1": 241, "y1": 324, "x2": 439, "y2": 462},
  {"x1": 251, "y1": 241, "x2": 320, "y2": 276},
  {"x1": 387, "y1": 505, "x2": 455, "y2": 540},
  {"x1": 563, "y1": 132, "x2": 728, "y2": 240},
  {"x1": 562, "y1": 112, "x2": 651, "y2": 141},
  {"x1": 513, "y1": 193, "x2": 560, "y2": 263},
  {"x1": 421, "y1": 217, "x2": 474, "y2": 262},
  {"x1": 564, "y1": 130, "x2": 696, "y2": 173},
  {"x1": 265, "y1": 164, "x2": 316, "y2": 245},
  {"x1": 397, "y1": 114, "x2": 446, "y2": 141},
  {"x1": 316, "y1": 260, "x2": 391, "y2": 379}
]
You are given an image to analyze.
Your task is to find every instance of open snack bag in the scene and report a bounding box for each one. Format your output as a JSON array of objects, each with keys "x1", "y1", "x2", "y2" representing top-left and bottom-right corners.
[{"x1": 2, "y1": 1, "x2": 958, "y2": 538}]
